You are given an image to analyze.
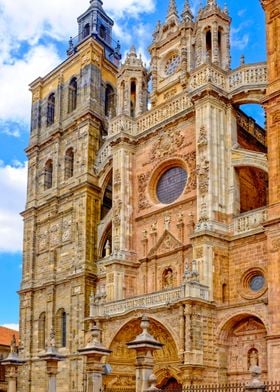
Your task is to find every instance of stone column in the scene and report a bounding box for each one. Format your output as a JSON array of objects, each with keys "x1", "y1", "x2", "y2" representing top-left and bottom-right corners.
[
  {"x1": 1, "y1": 335, "x2": 25, "y2": 392},
  {"x1": 79, "y1": 323, "x2": 111, "y2": 392},
  {"x1": 39, "y1": 327, "x2": 65, "y2": 392},
  {"x1": 245, "y1": 366, "x2": 265, "y2": 392},
  {"x1": 127, "y1": 316, "x2": 163, "y2": 392}
]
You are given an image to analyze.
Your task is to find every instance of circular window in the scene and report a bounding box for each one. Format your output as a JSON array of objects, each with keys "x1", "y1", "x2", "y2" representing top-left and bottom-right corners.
[
  {"x1": 249, "y1": 275, "x2": 265, "y2": 292},
  {"x1": 156, "y1": 167, "x2": 187, "y2": 204},
  {"x1": 240, "y1": 268, "x2": 267, "y2": 299},
  {"x1": 165, "y1": 54, "x2": 180, "y2": 76}
]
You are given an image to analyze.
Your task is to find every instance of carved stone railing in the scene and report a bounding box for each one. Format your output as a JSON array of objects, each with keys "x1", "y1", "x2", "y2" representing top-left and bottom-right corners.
[
  {"x1": 189, "y1": 64, "x2": 227, "y2": 91},
  {"x1": 231, "y1": 207, "x2": 268, "y2": 236},
  {"x1": 108, "y1": 115, "x2": 137, "y2": 136},
  {"x1": 136, "y1": 93, "x2": 192, "y2": 134},
  {"x1": 189, "y1": 62, "x2": 267, "y2": 98},
  {"x1": 108, "y1": 93, "x2": 193, "y2": 138},
  {"x1": 228, "y1": 62, "x2": 267, "y2": 93},
  {"x1": 236, "y1": 109, "x2": 266, "y2": 146},
  {"x1": 91, "y1": 283, "x2": 209, "y2": 318},
  {"x1": 95, "y1": 141, "x2": 112, "y2": 172}
]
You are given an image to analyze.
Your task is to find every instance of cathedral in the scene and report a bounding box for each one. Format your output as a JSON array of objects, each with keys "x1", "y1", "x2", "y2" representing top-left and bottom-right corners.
[{"x1": 17, "y1": 0, "x2": 280, "y2": 390}]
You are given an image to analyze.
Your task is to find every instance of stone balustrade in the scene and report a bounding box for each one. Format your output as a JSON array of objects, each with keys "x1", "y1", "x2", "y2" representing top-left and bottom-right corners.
[
  {"x1": 231, "y1": 207, "x2": 268, "y2": 236},
  {"x1": 228, "y1": 62, "x2": 267, "y2": 93},
  {"x1": 189, "y1": 64, "x2": 227, "y2": 91},
  {"x1": 108, "y1": 115, "x2": 137, "y2": 136},
  {"x1": 136, "y1": 93, "x2": 192, "y2": 134},
  {"x1": 95, "y1": 141, "x2": 112, "y2": 172},
  {"x1": 91, "y1": 284, "x2": 209, "y2": 318}
]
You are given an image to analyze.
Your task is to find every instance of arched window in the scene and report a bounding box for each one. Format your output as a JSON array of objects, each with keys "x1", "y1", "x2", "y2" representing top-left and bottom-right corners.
[
  {"x1": 68, "y1": 77, "x2": 77, "y2": 113},
  {"x1": 99, "y1": 24, "x2": 106, "y2": 40},
  {"x1": 64, "y1": 148, "x2": 74, "y2": 180},
  {"x1": 83, "y1": 23, "x2": 90, "y2": 38},
  {"x1": 130, "y1": 80, "x2": 136, "y2": 117},
  {"x1": 206, "y1": 29, "x2": 212, "y2": 62},
  {"x1": 44, "y1": 159, "x2": 53, "y2": 190},
  {"x1": 55, "y1": 308, "x2": 67, "y2": 348},
  {"x1": 47, "y1": 93, "x2": 55, "y2": 126},
  {"x1": 38, "y1": 312, "x2": 46, "y2": 350},
  {"x1": 105, "y1": 84, "x2": 115, "y2": 117}
]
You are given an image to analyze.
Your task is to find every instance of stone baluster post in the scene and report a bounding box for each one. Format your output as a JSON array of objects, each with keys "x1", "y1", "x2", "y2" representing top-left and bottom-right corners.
[
  {"x1": 245, "y1": 366, "x2": 265, "y2": 392},
  {"x1": 127, "y1": 316, "x2": 163, "y2": 392},
  {"x1": 1, "y1": 335, "x2": 25, "y2": 392},
  {"x1": 79, "y1": 322, "x2": 111, "y2": 392},
  {"x1": 39, "y1": 327, "x2": 65, "y2": 392}
]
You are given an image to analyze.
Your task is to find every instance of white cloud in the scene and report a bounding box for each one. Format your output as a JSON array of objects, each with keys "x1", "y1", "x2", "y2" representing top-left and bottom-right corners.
[
  {"x1": 2, "y1": 324, "x2": 19, "y2": 331},
  {"x1": 231, "y1": 21, "x2": 252, "y2": 50},
  {"x1": 0, "y1": 161, "x2": 27, "y2": 253}
]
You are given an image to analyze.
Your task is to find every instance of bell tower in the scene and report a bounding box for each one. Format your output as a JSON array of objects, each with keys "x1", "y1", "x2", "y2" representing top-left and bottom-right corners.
[
  {"x1": 195, "y1": 0, "x2": 231, "y2": 69},
  {"x1": 149, "y1": 0, "x2": 194, "y2": 106},
  {"x1": 116, "y1": 46, "x2": 149, "y2": 117}
]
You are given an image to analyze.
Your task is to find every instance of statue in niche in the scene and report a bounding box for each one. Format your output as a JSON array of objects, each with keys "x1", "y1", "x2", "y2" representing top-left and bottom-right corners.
[
  {"x1": 163, "y1": 268, "x2": 173, "y2": 289},
  {"x1": 248, "y1": 348, "x2": 259, "y2": 370}
]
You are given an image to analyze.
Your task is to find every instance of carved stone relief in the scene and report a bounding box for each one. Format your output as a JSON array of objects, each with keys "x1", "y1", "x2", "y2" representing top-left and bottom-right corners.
[
  {"x1": 184, "y1": 151, "x2": 197, "y2": 193},
  {"x1": 150, "y1": 129, "x2": 184, "y2": 161},
  {"x1": 137, "y1": 172, "x2": 151, "y2": 211}
]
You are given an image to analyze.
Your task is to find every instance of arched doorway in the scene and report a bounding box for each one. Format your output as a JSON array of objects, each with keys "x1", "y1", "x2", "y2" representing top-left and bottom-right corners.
[
  {"x1": 218, "y1": 314, "x2": 267, "y2": 383},
  {"x1": 159, "y1": 377, "x2": 182, "y2": 392},
  {"x1": 104, "y1": 317, "x2": 180, "y2": 389}
]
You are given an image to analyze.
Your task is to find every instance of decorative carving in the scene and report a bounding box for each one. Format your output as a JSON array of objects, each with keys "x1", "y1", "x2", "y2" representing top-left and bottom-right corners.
[
  {"x1": 38, "y1": 226, "x2": 48, "y2": 252},
  {"x1": 163, "y1": 268, "x2": 174, "y2": 289},
  {"x1": 271, "y1": 238, "x2": 280, "y2": 252},
  {"x1": 164, "y1": 215, "x2": 171, "y2": 230},
  {"x1": 197, "y1": 126, "x2": 208, "y2": 147},
  {"x1": 184, "y1": 151, "x2": 196, "y2": 193},
  {"x1": 114, "y1": 169, "x2": 121, "y2": 189},
  {"x1": 49, "y1": 222, "x2": 60, "y2": 247},
  {"x1": 113, "y1": 197, "x2": 122, "y2": 226},
  {"x1": 62, "y1": 215, "x2": 72, "y2": 242},
  {"x1": 197, "y1": 156, "x2": 209, "y2": 194},
  {"x1": 138, "y1": 172, "x2": 151, "y2": 211},
  {"x1": 150, "y1": 130, "x2": 184, "y2": 161},
  {"x1": 148, "y1": 230, "x2": 182, "y2": 257},
  {"x1": 272, "y1": 110, "x2": 280, "y2": 124}
]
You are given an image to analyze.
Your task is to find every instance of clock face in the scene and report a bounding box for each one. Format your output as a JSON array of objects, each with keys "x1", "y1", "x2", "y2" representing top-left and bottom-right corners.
[{"x1": 165, "y1": 54, "x2": 180, "y2": 76}]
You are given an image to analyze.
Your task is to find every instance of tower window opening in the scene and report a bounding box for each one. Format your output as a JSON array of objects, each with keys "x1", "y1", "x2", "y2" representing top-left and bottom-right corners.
[
  {"x1": 44, "y1": 159, "x2": 53, "y2": 190},
  {"x1": 38, "y1": 312, "x2": 46, "y2": 350},
  {"x1": 68, "y1": 77, "x2": 77, "y2": 113},
  {"x1": 47, "y1": 93, "x2": 55, "y2": 126},
  {"x1": 55, "y1": 308, "x2": 67, "y2": 348},
  {"x1": 105, "y1": 84, "x2": 115, "y2": 117},
  {"x1": 83, "y1": 23, "x2": 90, "y2": 38},
  {"x1": 218, "y1": 28, "x2": 223, "y2": 64},
  {"x1": 130, "y1": 80, "x2": 136, "y2": 117},
  {"x1": 99, "y1": 24, "x2": 106, "y2": 40},
  {"x1": 206, "y1": 30, "x2": 212, "y2": 62},
  {"x1": 64, "y1": 148, "x2": 74, "y2": 180}
]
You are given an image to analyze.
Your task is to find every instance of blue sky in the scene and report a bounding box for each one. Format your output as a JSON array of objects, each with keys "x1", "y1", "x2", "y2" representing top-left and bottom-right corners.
[{"x1": 0, "y1": 0, "x2": 266, "y2": 329}]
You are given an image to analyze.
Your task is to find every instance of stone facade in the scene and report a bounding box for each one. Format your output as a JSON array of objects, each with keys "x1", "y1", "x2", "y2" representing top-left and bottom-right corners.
[{"x1": 18, "y1": 0, "x2": 279, "y2": 391}]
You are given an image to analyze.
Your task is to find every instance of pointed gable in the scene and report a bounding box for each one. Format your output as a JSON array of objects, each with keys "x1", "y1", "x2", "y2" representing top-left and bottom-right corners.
[{"x1": 148, "y1": 230, "x2": 182, "y2": 257}]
